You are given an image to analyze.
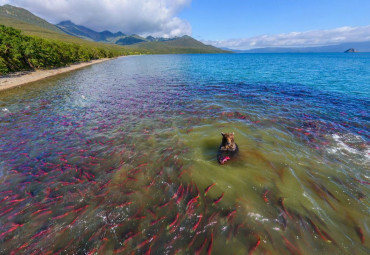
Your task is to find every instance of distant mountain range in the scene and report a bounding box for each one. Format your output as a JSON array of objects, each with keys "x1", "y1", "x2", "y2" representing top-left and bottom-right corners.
[
  {"x1": 0, "y1": 4, "x2": 227, "y2": 54},
  {"x1": 224, "y1": 41, "x2": 370, "y2": 53},
  {"x1": 57, "y1": 20, "x2": 126, "y2": 42},
  {"x1": 57, "y1": 20, "x2": 178, "y2": 46}
]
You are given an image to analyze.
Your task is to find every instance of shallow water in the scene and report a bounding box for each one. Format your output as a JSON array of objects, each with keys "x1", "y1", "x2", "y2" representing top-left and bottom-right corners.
[{"x1": 0, "y1": 53, "x2": 369, "y2": 254}]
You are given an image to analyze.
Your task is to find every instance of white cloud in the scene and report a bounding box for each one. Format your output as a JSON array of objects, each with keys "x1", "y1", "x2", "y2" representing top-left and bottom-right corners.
[
  {"x1": 204, "y1": 26, "x2": 370, "y2": 50},
  {"x1": 1, "y1": 0, "x2": 192, "y2": 37}
]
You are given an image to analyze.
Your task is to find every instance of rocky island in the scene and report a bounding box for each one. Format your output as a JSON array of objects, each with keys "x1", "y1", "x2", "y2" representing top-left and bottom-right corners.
[{"x1": 344, "y1": 48, "x2": 358, "y2": 53}]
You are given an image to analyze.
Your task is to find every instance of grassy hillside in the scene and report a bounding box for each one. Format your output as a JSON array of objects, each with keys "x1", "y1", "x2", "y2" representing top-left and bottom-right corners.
[
  {"x1": 116, "y1": 35, "x2": 147, "y2": 45},
  {"x1": 0, "y1": 16, "x2": 136, "y2": 55},
  {"x1": 0, "y1": 5, "x2": 138, "y2": 55},
  {"x1": 128, "y1": 35, "x2": 228, "y2": 54},
  {"x1": 0, "y1": 4, "x2": 65, "y2": 34}
]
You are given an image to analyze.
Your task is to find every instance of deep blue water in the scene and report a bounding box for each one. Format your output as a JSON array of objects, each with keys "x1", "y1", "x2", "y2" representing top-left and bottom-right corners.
[{"x1": 0, "y1": 53, "x2": 369, "y2": 254}]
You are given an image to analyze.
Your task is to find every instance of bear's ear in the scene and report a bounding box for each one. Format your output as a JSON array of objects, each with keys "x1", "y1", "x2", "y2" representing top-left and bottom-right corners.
[
  {"x1": 232, "y1": 132, "x2": 234, "y2": 135},
  {"x1": 221, "y1": 132, "x2": 225, "y2": 136}
]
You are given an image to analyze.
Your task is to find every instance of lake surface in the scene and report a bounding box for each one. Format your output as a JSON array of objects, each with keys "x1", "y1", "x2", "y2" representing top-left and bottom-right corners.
[{"x1": 0, "y1": 53, "x2": 369, "y2": 254}]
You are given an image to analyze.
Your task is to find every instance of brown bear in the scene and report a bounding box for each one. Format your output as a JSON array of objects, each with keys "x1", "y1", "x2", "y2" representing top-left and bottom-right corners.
[{"x1": 217, "y1": 132, "x2": 238, "y2": 164}]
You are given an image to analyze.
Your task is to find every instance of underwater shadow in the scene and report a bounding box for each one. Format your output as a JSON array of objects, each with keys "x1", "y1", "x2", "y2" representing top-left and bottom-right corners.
[{"x1": 201, "y1": 138, "x2": 220, "y2": 162}]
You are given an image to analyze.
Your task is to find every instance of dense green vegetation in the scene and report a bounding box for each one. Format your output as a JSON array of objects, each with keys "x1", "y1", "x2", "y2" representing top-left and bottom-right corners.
[{"x1": 0, "y1": 25, "x2": 122, "y2": 75}]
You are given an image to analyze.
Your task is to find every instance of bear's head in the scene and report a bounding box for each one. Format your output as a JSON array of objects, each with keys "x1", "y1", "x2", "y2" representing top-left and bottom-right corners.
[{"x1": 221, "y1": 132, "x2": 235, "y2": 147}]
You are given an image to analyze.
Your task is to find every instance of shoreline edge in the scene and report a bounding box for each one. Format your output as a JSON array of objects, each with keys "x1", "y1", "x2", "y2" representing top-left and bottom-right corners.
[{"x1": 0, "y1": 58, "x2": 113, "y2": 91}]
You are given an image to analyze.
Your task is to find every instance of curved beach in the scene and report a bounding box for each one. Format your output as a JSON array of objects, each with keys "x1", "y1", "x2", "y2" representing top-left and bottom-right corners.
[{"x1": 0, "y1": 58, "x2": 111, "y2": 91}]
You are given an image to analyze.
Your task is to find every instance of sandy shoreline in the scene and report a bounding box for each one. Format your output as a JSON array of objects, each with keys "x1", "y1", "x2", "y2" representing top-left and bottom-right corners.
[{"x1": 0, "y1": 58, "x2": 112, "y2": 91}]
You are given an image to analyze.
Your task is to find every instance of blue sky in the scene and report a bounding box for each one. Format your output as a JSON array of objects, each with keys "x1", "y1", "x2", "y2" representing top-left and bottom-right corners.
[
  {"x1": 180, "y1": 0, "x2": 370, "y2": 40},
  {"x1": 2, "y1": 0, "x2": 370, "y2": 49}
]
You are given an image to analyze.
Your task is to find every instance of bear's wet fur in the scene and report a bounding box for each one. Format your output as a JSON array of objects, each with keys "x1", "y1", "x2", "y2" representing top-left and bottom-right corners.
[{"x1": 217, "y1": 132, "x2": 238, "y2": 164}]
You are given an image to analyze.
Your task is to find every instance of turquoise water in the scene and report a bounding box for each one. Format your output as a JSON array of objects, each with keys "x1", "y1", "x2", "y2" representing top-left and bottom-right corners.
[{"x1": 0, "y1": 53, "x2": 369, "y2": 254}]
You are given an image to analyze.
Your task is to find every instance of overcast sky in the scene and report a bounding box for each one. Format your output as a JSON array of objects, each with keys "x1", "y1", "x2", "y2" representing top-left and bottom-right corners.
[{"x1": 1, "y1": 0, "x2": 370, "y2": 49}]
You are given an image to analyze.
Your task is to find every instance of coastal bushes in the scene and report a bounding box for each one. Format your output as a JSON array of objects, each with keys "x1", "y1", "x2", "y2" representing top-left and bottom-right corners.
[{"x1": 0, "y1": 25, "x2": 118, "y2": 75}]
